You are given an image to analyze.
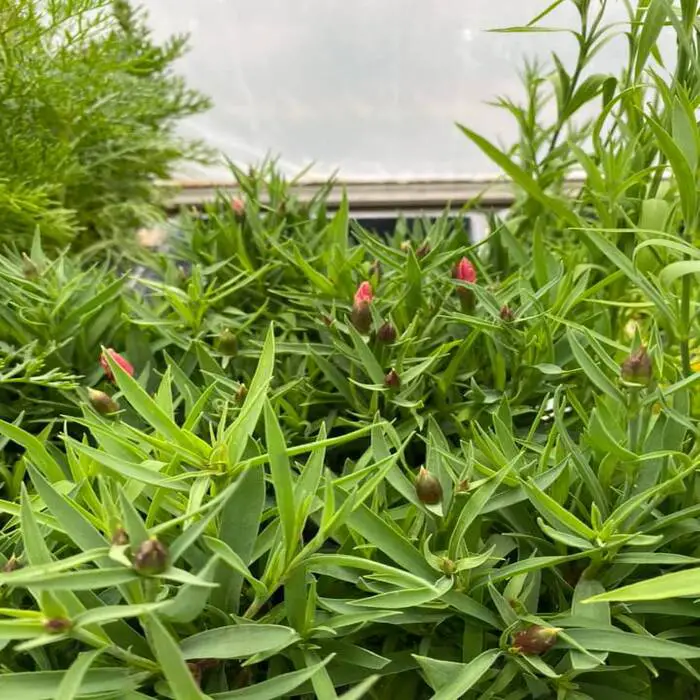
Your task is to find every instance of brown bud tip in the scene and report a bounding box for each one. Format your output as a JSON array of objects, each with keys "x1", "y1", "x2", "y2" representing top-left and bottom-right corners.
[
  {"x1": 384, "y1": 368, "x2": 401, "y2": 389},
  {"x1": 133, "y1": 537, "x2": 169, "y2": 576},
  {"x1": 621, "y1": 346, "x2": 652, "y2": 386},
  {"x1": 88, "y1": 388, "x2": 119, "y2": 415},
  {"x1": 416, "y1": 243, "x2": 431, "y2": 259},
  {"x1": 235, "y1": 383, "x2": 248, "y2": 403},
  {"x1": 2, "y1": 555, "x2": 21, "y2": 573},
  {"x1": 377, "y1": 321, "x2": 397, "y2": 344},
  {"x1": 43, "y1": 617, "x2": 72, "y2": 634},
  {"x1": 511, "y1": 625, "x2": 561, "y2": 655},
  {"x1": 415, "y1": 467, "x2": 443, "y2": 505},
  {"x1": 217, "y1": 329, "x2": 238, "y2": 356},
  {"x1": 456, "y1": 479, "x2": 470, "y2": 493},
  {"x1": 500, "y1": 305, "x2": 514, "y2": 322},
  {"x1": 111, "y1": 527, "x2": 129, "y2": 546}
]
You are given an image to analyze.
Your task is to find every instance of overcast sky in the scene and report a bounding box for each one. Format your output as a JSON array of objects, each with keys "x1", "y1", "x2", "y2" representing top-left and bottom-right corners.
[{"x1": 141, "y1": 0, "x2": 643, "y2": 180}]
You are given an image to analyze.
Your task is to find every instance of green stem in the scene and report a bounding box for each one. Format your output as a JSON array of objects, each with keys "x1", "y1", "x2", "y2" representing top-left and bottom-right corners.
[{"x1": 681, "y1": 272, "x2": 692, "y2": 377}]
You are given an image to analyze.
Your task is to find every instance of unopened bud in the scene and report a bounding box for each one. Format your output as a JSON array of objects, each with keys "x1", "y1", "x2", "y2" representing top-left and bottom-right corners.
[
  {"x1": 350, "y1": 282, "x2": 374, "y2": 335},
  {"x1": 377, "y1": 321, "x2": 397, "y2": 344},
  {"x1": 111, "y1": 527, "x2": 129, "y2": 546},
  {"x1": 511, "y1": 625, "x2": 561, "y2": 655},
  {"x1": 415, "y1": 467, "x2": 443, "y2": 505},
  {"x1": 100, "y1": 349, "x2": 134, "y2": 383},
  {"x1": 231, "y1": 197, "x2": 245, "y2": 218},
  {"x1": 2, "y1": 555, "x2": 21, "y2": 573},
  {"x1": 456, "y1": 479, "x2": 470, "y2": 493},
  {"x1": 43, "y1": 617, "x2": 72, "y2": 634},
  {"x1": 400, "y1": 241, "x2": 412, "y2": 253},
  {"x1": 88, "y1": 388, "x2": 119, "y2": 415},
  {"x1": 217, "y1": 329, "x2": 238, "y2": 356},
  {"x1": 384, "y1": 368, "x2": 401, "y2": 389},
  {"x1": 133, "y1": 537, "x2": 169, "y2": 576},
  {"x1": 416, "y1": 243, "x2": 431, "y2": 259},
  {"x1": 21, "y1": 253, "x2": 40, "y2": 280},
  {"x1": 621, "y1": 346, "x2": 652, "y2": 386},
  {"x1": 235, "y1": 383, "x2": 248, "y2": 403},
  {"x1": 440, "y1": 557, "x2": 455, "y2": 574},
  {"x1": 500, "y1": 305, "x2": 514, "y2": 322}
]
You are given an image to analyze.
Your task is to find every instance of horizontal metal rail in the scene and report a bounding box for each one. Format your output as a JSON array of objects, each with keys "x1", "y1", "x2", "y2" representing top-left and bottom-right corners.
[{"x1": 160, "y1": 175, "x2": 586, "y2": 215}]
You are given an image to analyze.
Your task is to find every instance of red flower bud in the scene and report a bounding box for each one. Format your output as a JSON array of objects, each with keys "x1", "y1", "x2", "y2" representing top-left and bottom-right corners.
[
  {"x1": 88, "y1": 388, "x2": 119, "y2": 415},
  {"x1": 100, "y1": 349, "x2": 134, "y2": 383},
  {"x1": 350, "y1": 281, "x2": 374, "y2": 334},
  {"x1": 414, "y1": 467, "x2": 443, "y2": 505},
  {"x1": 453, "y1": 257, "x2": 477, "y2": 284},
  {"x1": 511, "y1": 625, "x2": 561, "y2": 655},
  {"x1": 354, "y1": 281, "x2": 374, "y2": 305}
]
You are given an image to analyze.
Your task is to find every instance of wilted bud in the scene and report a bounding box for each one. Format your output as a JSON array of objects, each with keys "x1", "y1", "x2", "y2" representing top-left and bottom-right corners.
[
  {"x1": 621, "y1": 346, "x2": 652, "y2": 386},
  {"x1": 511, "y1": 625, "x2": 561, "y2": 655},
  {"x1": 88, "y1": 388, "x2": 119, "y2": 415},
  {"x1": 500, "y1": 305, "x2": 514, "y2": 322},
  {"x1": 133, "y1": 537, "x2": 169, "y2": 576},
  {"x1": 43, "y1": 617, "x2": 72, "y2": 634},
  {"x1": 21, "y1": 253, "x2": 40, "y2": 280},
  {"x1": 235, "y1": 383, "x2": 248, "y2": 403},
  {"x1": 384, "y1": 368, "x2": 401, "y2": 389},
  {"x1": 111, "y1": 527, "x2": 129, "y2": 546},
  {"x1": 416, "y1": 242, "x2": 431, "y2": 259},
  {"x1": 415, "y1": 467, "x2": 443, "y2": 505},
  {"x1": 231, "y1": 197, "x2": 245, "y2": 218},
  {"x1": 217, "y1": 329, "x2": 238, "y2": 356},
  {"x1": 377, "y1": 321, "x2": 397, "y2": 344},
  {"x1": 100, "y1": 349, "x2": 134, "y2": 383},
  {"x1": 2, "y1": 555, "x2": 21, "y2": 573},
  {"x1": 350, "y1": 281, "x2": 374, "y2": 334}
]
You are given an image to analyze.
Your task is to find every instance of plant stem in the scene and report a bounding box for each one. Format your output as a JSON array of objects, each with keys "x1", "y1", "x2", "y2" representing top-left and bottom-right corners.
[{"x1": 681, "y1": 272, "x2": 692, "y2": 377}]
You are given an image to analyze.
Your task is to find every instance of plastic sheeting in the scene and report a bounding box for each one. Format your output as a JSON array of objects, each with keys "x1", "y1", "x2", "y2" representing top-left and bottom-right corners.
[{"x1": 142, "y1": 1, "x2": 650, "y2": 181}]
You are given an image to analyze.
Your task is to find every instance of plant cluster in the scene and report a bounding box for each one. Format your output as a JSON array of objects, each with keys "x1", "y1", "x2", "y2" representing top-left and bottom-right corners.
[{"x1": 1, "y1": 1, "x2": 700, "y2": 699}]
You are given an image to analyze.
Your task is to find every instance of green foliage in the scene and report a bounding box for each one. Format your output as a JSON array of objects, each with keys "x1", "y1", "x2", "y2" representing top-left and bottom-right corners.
[
  {"x1": 2, "y1": 1, "x2": 700, "y2": 698},
  {"x1": 0, "y1": 0, "x2": 211, "y2": 248}
]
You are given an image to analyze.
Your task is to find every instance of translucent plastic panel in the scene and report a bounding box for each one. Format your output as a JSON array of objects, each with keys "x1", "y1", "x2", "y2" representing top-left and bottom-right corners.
[{"x1": 142, "y1": 0, "x2": 648, "y2": 180}]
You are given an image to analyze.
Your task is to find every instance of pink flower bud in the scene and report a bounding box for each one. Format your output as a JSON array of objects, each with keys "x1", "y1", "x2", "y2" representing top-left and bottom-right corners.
[
  {"x1": 231, "y1": 197, "x2": 245, "y2": 217},
  {"x1": 350, "y1": 281, "x2": 374, "y2": 334},
  {"x1": 354, "y1": 281, "x2": 374, "y2": 305},
  {"x1": 453, "y1": 257, "x2": 477, "y2": 283},
  {"x1": 100, "y1": 349, "x2": 134, "y2": 383}
]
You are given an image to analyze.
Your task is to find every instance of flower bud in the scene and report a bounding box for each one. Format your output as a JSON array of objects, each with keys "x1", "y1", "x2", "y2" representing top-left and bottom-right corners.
[
  {"x1": 511, "y1": 625, "x2": 561, "y2": 655},
  {"x1": 621, "y1": 346, "x2": 652, "y2": 386},
  {"x1": 133, "y1": 537, "x2": 169, "y2": 576},
  {"x1": 453, "y1": 257, "x2": 477, "y2": 284},
  {"x1": 456, "y1": 479, "x2": 470, "y2": 493},
  {"x1": 21, "y1": 253, "x2": 40, "y2": 280},
  {"x1": 100, "y1": 349, "x2": 134, "y2": 383},
  {"x1": 500, "y1": 305, "x2": 514, "y2": 322},
  {"x1": 377, "y1": 321, "x2": 397, "y2": 344},
  {"x1": 231, "y1": 197, "x2": 245, "y2": 218},
  {"x1": 217, "y1": 329, "x2": 238, "y2": 356},
  {"x1": 111, "y1": 527, "x2": 129, "y2": 546},
  {"x1": 235, "y1": 383, "x2": 248, "y2": 403},
  {"x1": 2, "y1": 555, "x2": 21, "y2": 573},
  {"x1": 43, "y1": 617, "x2": 72, "y2": 634},
  {"x1": 416, "y1": 243, "x2": 431, "y2": 259},
  {"x1": 88, "y1": 388, "x2": 119, "y2": 415},
  {"x1": 400, "y1": 241, "x2": 412, "y2": 253},
  {"x1": 384, "y1": 368, "x2": 401, "y2": 389},
  {"x1": 350, "y1": 281, "x2": 374, "y2": 334},
  {"x1": 414, "y1": 467, "x2": 443, "y2": 505},
  {"x1": 440, "y1": 557, "x2": 456, "y2": 574}
]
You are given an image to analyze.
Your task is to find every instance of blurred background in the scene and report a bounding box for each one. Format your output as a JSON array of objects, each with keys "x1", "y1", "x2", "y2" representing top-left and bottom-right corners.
[{"x1": 142, "y1": 0, "x2": 643, "y2": 182}]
